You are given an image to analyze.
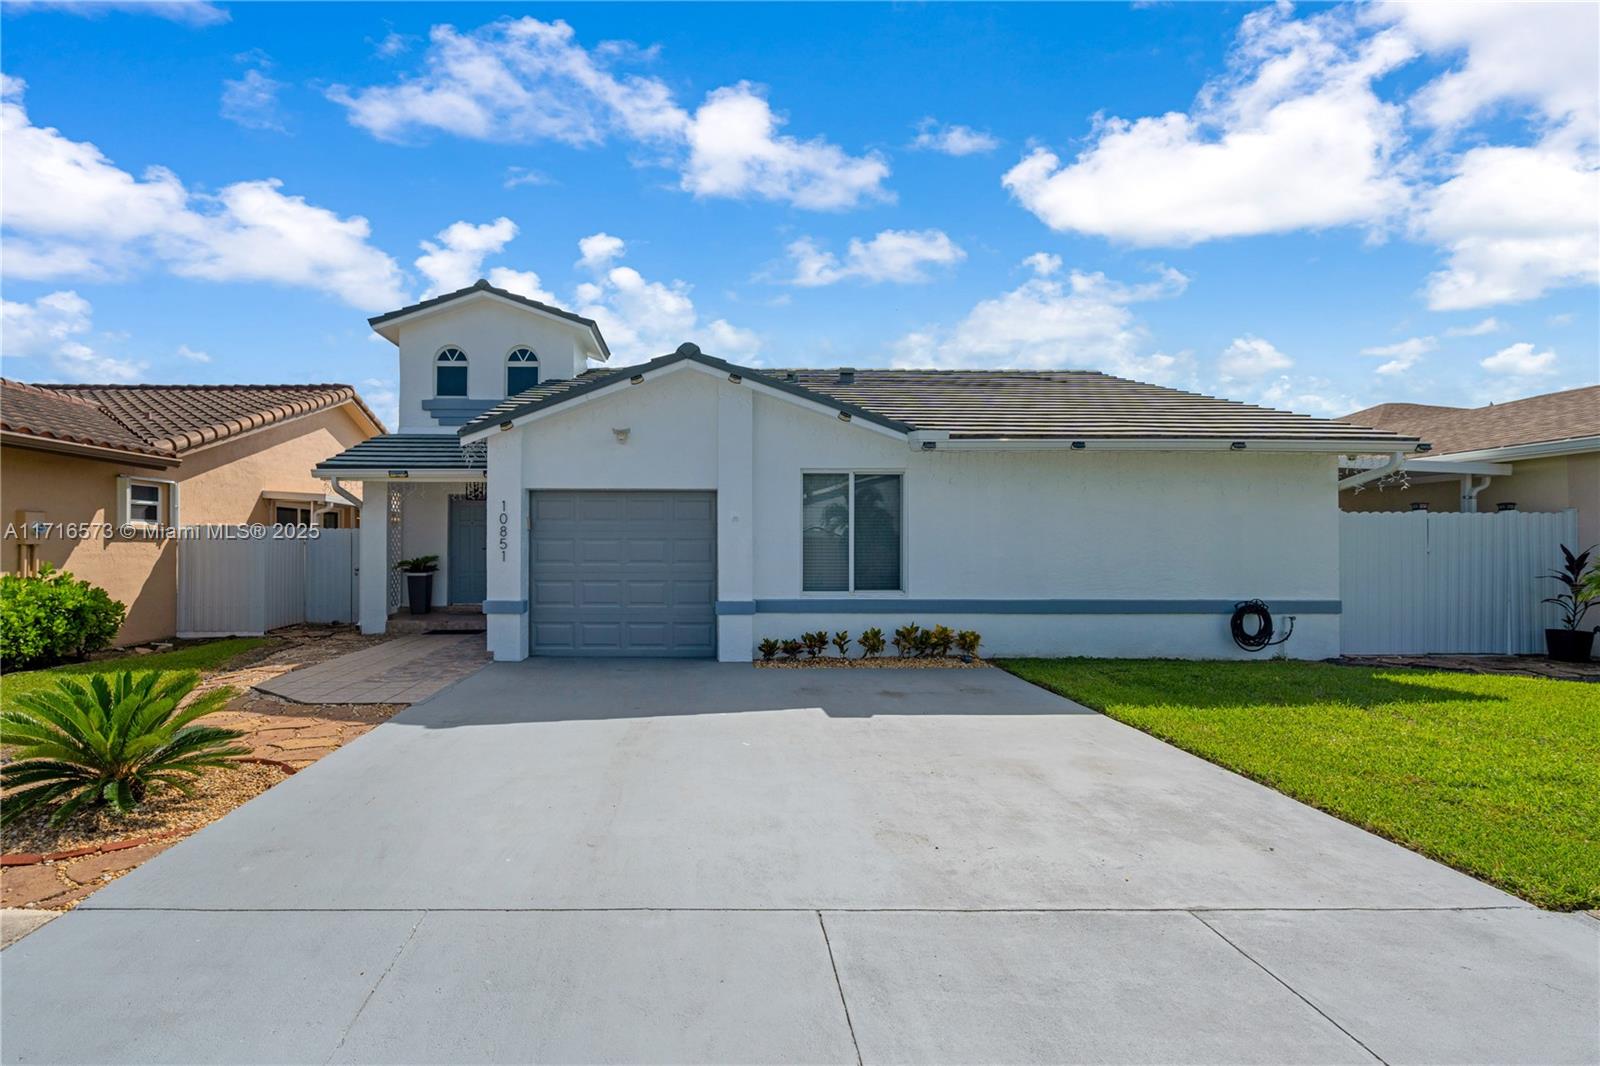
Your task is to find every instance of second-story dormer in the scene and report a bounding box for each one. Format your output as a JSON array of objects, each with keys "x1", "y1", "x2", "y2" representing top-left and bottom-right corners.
[{"x1": 368, "y1": 279, "x2": 611, "y2": 432}]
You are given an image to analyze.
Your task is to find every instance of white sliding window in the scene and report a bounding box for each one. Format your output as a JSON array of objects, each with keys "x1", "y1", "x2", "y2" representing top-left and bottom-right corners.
[{"x1": 801, "y1": 472, "x2": 902, "y2": 592}]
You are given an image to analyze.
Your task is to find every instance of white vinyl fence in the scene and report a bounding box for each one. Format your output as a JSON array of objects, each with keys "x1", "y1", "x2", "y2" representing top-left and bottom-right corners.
[
  {"x1": 177, "y1": 526, "x2": 357, "y2": 637},
  {"x1": 1339, "y1": 510, "x2": 1578, "y2": 655}
]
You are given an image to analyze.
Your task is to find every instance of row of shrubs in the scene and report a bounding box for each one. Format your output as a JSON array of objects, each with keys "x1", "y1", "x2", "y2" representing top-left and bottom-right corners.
[{"x1": 759, "y1": 623, "x2": 982, "y2": 661}]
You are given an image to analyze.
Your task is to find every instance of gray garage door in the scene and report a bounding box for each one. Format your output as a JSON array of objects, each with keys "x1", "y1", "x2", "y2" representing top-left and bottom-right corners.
[{"x1": 530, "y1": 491, "x2": 717, "y2": 657}]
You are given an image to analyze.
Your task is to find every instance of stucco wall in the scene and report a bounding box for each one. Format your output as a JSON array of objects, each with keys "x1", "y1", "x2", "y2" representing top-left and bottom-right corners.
[
  {"x1": 1, "y1": 405, "x2": 372, "y2": 645},
  {"x1": 393, "y1": 300, "x2": 591, "y2": 433},
  {"x1": 1340, "y1": 452, "x2": 1598, "y2": 548},
  {"x1": 492, "y1": 366, "x2": 1342, "y2": 661}
]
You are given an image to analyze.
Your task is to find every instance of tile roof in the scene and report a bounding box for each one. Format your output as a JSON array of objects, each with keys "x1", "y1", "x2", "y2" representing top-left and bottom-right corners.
[
  {"x1": 314, "y1": 434, "x2": 487, "y2": 474},
  {"x1": 29, "y1": 383, "x2": 384, "y2": 453},
  {"x1": 368, "y1": 279, "x2": 610, "y2": 358},
  {"x1": 460, "y1": 345, "x2": 1421, "y2": 448},
  {"x1": 1340, "y1": 386, "x2": 1600, "y2": 455},
  {"x1": 0, "y1": 379, "x2": 173, "y2": 460}
]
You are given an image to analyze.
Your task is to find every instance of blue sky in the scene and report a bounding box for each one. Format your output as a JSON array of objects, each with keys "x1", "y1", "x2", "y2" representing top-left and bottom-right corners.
[{"x1": 2, "y1": 1, "x2": 1596, "y2": 428}]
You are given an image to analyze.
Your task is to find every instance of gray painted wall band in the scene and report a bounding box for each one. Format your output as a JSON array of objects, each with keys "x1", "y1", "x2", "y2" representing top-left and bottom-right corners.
[
  {"x1": 482, "y1": 599, "x2": 529, "y2": 614},
  {"x1": 716, "y1": 598, "x2": 1341, "y2": 616}
]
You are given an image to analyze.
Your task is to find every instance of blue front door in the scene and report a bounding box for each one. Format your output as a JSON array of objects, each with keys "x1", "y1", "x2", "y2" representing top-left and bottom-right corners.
[{"x1": 447, "y1": 496, "x2": 487, "y2": 605}]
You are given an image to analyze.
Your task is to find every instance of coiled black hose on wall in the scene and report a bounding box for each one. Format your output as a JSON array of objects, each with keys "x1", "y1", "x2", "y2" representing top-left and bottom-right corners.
[{"x1": 1230, "y1": 599, "x2": 1295, "y2": 651}]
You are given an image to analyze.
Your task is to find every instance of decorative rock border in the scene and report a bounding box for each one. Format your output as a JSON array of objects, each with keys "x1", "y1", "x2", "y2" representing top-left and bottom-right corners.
[{"x1": 0, "y1": 757, "x2": 296, "y2": 868}]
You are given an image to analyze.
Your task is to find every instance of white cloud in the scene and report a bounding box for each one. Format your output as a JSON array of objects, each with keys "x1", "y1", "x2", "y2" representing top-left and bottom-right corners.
[
  {"x1": 1249, "y1": 375, "x2": 1361, "y2": 418},
  {"x1": 576, "y1": 232, "x2": 625, "y2": 271},
  {"x1": 1003, "y1": 4, "x2": 1414, "y2": 245},
  {"x1": 485, "y1": 267, "x2": 555, "y2": 305},
  {"x1": 175, "y1": 343, "x2": 211, "y2": 363},
  {"x1": 220, "y1": 68, "x2": 287, "y2": 132},
  {"x1": 1360, "y1": 334, "x2": 1436, "y2": 375},
  {"x1": 414, "y1": 217, "x2": 517, "y2": 295},
  {"x1": 1413, "y1": 142, "x2": 1599, "y2": 310},
  {"x1": 1444, "y1": 316, "x2": 1500, "y2": 337},
  {"x1": 1219, "y1": 335, "x2": 1293, "y2": 379},
  {"x1": 571, "y1": 237, "x2": 760, "y2": 365},
  {"x1": 4, "y1": 1, "x2": 228, "y2": 26},
  {"x1": 787, "y1": 229, "x2": 964, "y2": 286},
  {"x1": 1021, "y1": 252, "x2": 1062, "y2": 277},
  {"x1": 680, "y1": 83, "x2": 890, "y2": 210},
  {"x1": 0, "y1": 290, "x2": 143, "y2": 382},
  {"x1": 1381, "y1": 1, "x2": 1599, "y2": 133},
  {"x1": 1, "y1": 290, "x2": 92, "y2": 357},
  {"x1": 373, "y1": 31, "x2": 414, "y2": 59},
  {"x1": 888, "y1": 265, "x2": 1191, "y2": 382},
  {"x1": 1480, "y1": 341, "x2": 1556, "y2": 376},
  {"x1": 0, "y1": 78, "x2": 405, "y2": 310},
  {"x1": 910, "y1": 119, "x2": 999, "y2": 156},
  {"x1": 327, "y1": 18, "x2": 889, "y2": 210},
  {"x1": 502, "y1": 165, "x2": 553, "y2": 189},
  {"x1": 360, "y1": 377, "x2": 399, "y2": 429}
]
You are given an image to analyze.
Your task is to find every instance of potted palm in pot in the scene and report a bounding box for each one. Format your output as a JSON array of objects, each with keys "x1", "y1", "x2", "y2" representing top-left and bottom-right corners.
[
  {"x1": 1541, "y1": 544, "x2": 1598, "y2": 662},
  {"x1": 396, "y1": 555, "x2": 439, "y2": 616}
]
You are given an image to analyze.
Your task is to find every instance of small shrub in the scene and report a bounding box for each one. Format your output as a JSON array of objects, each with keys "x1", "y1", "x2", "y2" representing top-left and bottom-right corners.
[
  {"x1": 780, "y1": 639, "x2": 804, "y2": 660},
  {"x1": 892, "y1": 623, "x2": 921, "y2": 657},
  {"x1": 394, "y1": 555, "x2": 439, "y2": 573},
  {"x1": 926, "y1": 625, "x2": 956, "y2": 657},
  {"x1": 802, "y1": 630, "x2": 829, "y2": 658},
  {"x1": 0, "y1": 670, "x2": 246, "y2": 827},
  {"x1": 0, "y1": 566, "x2": 126, "y2": 670},
  {"x1": 831, "y1": 630, "x2": 851, "y2": 657},
  {"x1": 955, "y1": 630, "x2": 982, "y2": 658},
  {"x1": 858, "y1": 627, "x2": 886, "y2": 657},
  {"x1": 758, "y1": 638, "x2": 780, "y2": 662}
]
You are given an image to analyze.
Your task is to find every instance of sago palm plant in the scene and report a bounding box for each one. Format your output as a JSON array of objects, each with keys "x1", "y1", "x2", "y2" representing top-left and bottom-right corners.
[{"x1": 0, "y1": 670, "x2": 247, "y2": 827}]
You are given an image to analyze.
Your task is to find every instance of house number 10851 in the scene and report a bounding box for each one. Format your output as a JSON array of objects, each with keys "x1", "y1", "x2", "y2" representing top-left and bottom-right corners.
[{"x1": 498, "y1": 500, "x2": 509, "y2": 561}]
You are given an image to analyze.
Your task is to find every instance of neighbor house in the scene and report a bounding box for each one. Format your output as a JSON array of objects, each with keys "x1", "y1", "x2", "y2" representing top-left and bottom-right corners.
[
  {"x1": 316, "y1": 280, "x2": 1423, "y2": 662},
  {"x1": 1339, "y1": 386, "x2": 1600, "y2": 548},
  {"x1": 2, "y1": 380, "x2": 384, "y2": 644}
]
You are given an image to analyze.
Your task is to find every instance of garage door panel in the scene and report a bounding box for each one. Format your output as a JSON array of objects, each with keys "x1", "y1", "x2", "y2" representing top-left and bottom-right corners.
[{"x1": 531, "y1": 491, "x2": 716, "y2": 658}]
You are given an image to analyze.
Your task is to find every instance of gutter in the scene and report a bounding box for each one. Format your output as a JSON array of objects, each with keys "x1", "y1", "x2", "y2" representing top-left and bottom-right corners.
[
  {"x1": 327, "y1": 478, "x2": 362, "y2": 509},
  {"x1": 1338, "y1": 451, "x2": 1405, "y2": 492}
]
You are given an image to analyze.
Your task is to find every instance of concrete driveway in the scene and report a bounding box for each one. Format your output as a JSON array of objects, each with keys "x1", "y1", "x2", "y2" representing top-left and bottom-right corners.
[{"x1": 3, "y1": 660, "x2": 1596, "y2": 1064}]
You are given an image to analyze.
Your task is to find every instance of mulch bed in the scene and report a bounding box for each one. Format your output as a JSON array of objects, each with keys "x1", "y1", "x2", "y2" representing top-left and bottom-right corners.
[{"x1": 757, "y1": 656, "x2": 990, "y2": 669}]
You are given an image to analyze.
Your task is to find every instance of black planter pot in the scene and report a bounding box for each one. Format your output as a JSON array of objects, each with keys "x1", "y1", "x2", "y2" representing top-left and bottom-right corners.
[
  {"x1": 1544, "y1": 628, "x2": 1596, "y2": 663},
  {"x1": 405, "y1": 572, "x2": 435, "y2": 616}
]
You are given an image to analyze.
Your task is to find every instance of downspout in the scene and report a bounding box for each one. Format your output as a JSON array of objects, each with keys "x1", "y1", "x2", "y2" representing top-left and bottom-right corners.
[
  {"x1": 1459, "y1": 474, "x2": 1493, "y2": 513},
  {"x1": 327, "y1": 477, "x2": 362, "y2": 509},
  {"x1": 1338, "y1": 451, "x2": 1405, "y2": 493}
]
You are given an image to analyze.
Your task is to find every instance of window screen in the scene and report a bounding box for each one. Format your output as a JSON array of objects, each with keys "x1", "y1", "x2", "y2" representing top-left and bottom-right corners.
[
  {"x1": 129, "y1": 483, "x2": 160, "y2": 524},
  {"x1": 802, "y1": 473, "x2": 849, "y2": 591},
  {"x1": 853, "y1": 474, "x2": 902, "y2": 591}
]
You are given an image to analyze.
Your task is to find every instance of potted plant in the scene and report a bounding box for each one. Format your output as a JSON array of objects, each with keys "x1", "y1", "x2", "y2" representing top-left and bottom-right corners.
[
  {"x1": 1540, "y1": 544, "x2": 1598, "y2": 662},
  {"x1": 395, "y1": 555, "x2": 439, "y2": 616}
]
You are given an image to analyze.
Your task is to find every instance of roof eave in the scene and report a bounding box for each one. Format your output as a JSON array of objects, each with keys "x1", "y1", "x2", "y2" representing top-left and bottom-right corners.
[
  {"x1": 1415, "y1": 435, "x2": 1600, "y2": 464},
  {"x1": 927, "y1": 436, "x2": 1425, "y2": 453},
  {"x1": 313, "y1": 466, "x2": 486, "y2": 481},
  {"x1": 368, "y1": 284, "x2": 610, "y2": 358},
  {"x1": 0, "y1": 429, "x2": 177, "y2": 469}
]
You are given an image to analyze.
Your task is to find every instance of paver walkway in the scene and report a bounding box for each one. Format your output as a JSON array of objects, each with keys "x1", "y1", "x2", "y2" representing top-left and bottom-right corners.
[{"x1": 252, "y1": 633, "x2": 488, "y2": 705}]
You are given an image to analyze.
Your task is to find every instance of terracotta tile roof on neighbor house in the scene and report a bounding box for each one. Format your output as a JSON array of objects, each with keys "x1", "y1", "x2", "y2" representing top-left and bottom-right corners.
[
  {"x1": 0, "y1": 379, "x2": 173, "y2": 461},
  {"x1": 1340, "y1": 385, "x2": 1600, "y2": 455},
  {"x1": 28, "y1": 383, "x2": 385, "y2": 454},
  {"x1": 462, "y1": 345, "x2": 1423, "y2": 449}
]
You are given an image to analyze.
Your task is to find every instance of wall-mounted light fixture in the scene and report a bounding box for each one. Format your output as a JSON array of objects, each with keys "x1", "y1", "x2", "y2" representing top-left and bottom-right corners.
[
  {"x1": 728, "y1": 372, "x2": 742, "y2": 383},
  {"x1": 920, "y1": 441, "x2": 937, "y2": 451},
  {"x1": 499, "y1": 421, "x2": 513, "y2": 431},
  {"x1": 630, "y1": 374, "x2": 644, "y2": 385},
  {"x1": 1070, "y1": 441, "x2": 1086, "y2": 450},
  {"x1": 612, "y1": 427, "x2": 630, "y2": 444},
  {"x1": 1230, "y1": 441, "x2": 1248, "y2": 451},
  {"x1": 837, "y1": 411, "x2": 852, "y2": 423}
]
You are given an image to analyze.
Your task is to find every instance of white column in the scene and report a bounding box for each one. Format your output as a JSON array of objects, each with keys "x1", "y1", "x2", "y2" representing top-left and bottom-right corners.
[
  {"x1": 484, "y1": 430, "x2": 530, "y2": 660},
  {"x1": 357, "y1": 482, "x2": 389, "y2": 635},
  {"x1": 716, "y1": 383, "x2": 755, "y2": 662}
]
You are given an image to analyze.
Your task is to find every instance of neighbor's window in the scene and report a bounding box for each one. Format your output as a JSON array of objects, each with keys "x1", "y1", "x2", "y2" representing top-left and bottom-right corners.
[
  {"x1": 126, "y1": 481, "x2": 162, "y2": 525},
  {"x1": 1497, "y1": 502, "x2": 1517, "y2": 512},
  {"x1": 435, "y1": 347, "x2": 468, "y2": 397},
  {"x1": 274, "y1": 504, "x2": 312, "y2": 526},
  {"x1": 320, "y1": 512, "x2": 341, "y2": 529},
  {"x1": 506, "y1": 347, "x2": 540, "y2": 394},
  {"x1": 1410, "y1": 502, "x2": 1430, "y2": 512},
  {"x1": 801, "y1": 472, "x2": 902, "y2": 592}
]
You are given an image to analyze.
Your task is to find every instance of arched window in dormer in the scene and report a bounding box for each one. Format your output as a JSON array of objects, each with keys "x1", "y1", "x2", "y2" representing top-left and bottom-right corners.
[
  {"x1": 435, "y1": 347, "x2": 468, "y2": 397},
  {"x1": 506, "y1": 347, "x2": 540, "y2": 394}
]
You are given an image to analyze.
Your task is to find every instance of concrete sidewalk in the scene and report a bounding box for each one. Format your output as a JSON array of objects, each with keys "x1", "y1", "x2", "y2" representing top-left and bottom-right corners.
[
  {"x1": 251, "y1": 632, "x2": 487, "y2": 705},
  {"x1": 3, "y1": 660, "x2": 1596, "y2": 1064}
]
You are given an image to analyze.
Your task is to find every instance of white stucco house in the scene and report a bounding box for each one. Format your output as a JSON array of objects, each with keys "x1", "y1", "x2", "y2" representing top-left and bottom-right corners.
[{"x1": 316, "y1": 279, "x2": 1423, "y2": 663}]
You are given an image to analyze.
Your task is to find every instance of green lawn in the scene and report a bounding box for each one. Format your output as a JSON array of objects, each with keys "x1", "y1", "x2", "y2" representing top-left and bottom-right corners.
[
  {"x1": 999, "y1": 658, "x2": 1600, "y2": 910},
  {"x1": 1, "y1": 638, "x2": 267, "y2": 714}
]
